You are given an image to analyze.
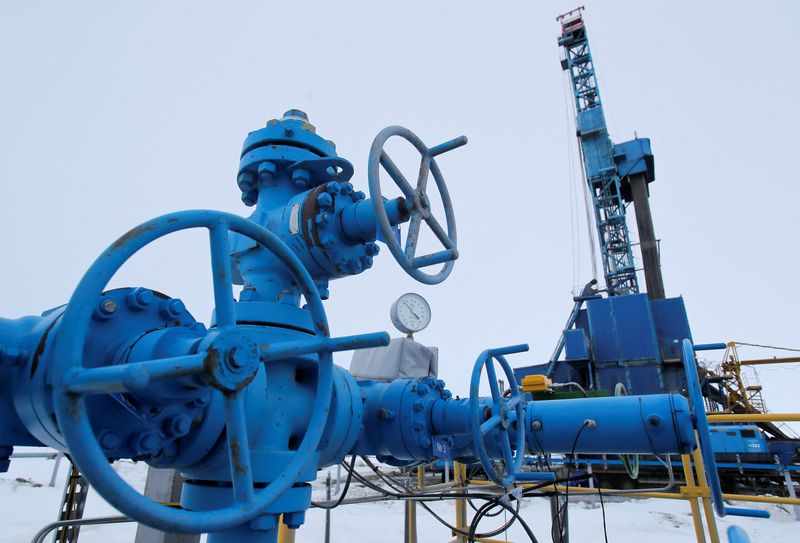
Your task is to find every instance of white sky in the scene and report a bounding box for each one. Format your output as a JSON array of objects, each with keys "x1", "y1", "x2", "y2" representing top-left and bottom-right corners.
[{"x1": 1, "y1": 2, "x2": 799, "y2": 423}]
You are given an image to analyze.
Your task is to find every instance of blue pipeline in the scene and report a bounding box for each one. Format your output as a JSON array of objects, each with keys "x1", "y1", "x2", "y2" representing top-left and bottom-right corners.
[{"x1": 349, "y1": 377, "x2": 696, "y2": 464}]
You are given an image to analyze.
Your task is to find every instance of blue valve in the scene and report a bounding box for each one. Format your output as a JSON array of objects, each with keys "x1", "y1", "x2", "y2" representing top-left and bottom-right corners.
[
  {"x1": 368, "y1": 126, "x2": 466, "y2": 285},
  {"x1": 50, "y1": 210, "x2": 389, "y2": 533},
  {"x1": 469, "y1": 344, "x2": 554, "y2": 486},
  {"x1": 681, "y1": 339, "x2": 770, "y2": 519}
]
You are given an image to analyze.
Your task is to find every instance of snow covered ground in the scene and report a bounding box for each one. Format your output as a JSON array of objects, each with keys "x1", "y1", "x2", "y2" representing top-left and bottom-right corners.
[{"x1": 1, "y1": 447, "x2": 794, "y2": 542}]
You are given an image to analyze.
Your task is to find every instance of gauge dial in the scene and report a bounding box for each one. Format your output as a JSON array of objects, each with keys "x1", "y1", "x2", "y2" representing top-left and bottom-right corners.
[{"x1": 390, "y1": 293, "x2": 431, "y2": 335}]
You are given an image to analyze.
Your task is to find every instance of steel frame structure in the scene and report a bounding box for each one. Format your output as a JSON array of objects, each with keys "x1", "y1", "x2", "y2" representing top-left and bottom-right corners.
[{"x1": 558, "y1": 10, "x2": 639, "y2": 296}]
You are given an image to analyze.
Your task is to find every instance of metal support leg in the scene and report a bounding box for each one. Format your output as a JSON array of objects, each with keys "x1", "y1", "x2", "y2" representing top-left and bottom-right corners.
[
  {"x1": 405, "y1": 466, "x2": 423, "y2": 543},
  {"x1": 550, "y1": 492, "x2": 568, "y2": 543},
  {"x1": 453, "y1": 462, "x2": 467, "y2": 543},
  {"x1": 49, "y1": 452, "x2": 64, "y2": 488},
  {"x1": 134, "y1": 468, "x2": 199, "y2": 543},
  {"x1": 324, "y1": 472, "x2": 331, "y2": 543},
  {"x1": 277, "y1": 517, "x2": 295, "y2": 543},
  {"x1": 681, "y1": 454, "x2": 707, "y2": 543},
  {"x1": 782, "y1": 468, "x2": 800, "y2": 521},
  {"x1": 691, "y1": 447, "x2": 720, "y2": 543}
]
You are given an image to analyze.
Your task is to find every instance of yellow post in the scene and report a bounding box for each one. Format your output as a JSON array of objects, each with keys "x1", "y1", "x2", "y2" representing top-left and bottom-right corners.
[
  {"x1": 277, "y1": 515, "x2": 296, "y2": 543},
  {"x1": 692, "y1": 447, "x2": 720, "y2": 543},
  {"x1": 453, "y1": 462, "x2": 468, "y2": 543},
  {"x1": 681, "y1": 453, "x2": 707, "y2": 543}
]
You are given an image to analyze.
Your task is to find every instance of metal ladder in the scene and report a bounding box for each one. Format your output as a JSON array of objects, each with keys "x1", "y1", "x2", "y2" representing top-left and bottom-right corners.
[{"x1": 52, "y1": 463, "x2": 90, "y2": 543}]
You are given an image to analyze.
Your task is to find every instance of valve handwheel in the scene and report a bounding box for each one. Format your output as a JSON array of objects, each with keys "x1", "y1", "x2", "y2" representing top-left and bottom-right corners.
[
  {"x1": 50, "y1": 210, "x2": 387, "y2": 533},
  {"x1": 368, "y1": 126, "x2": 467, "y2": 285},
  {"x1": 681, "y1": 339, "x2": 770, "y2": 519},
  {"x1": 469, "y1": 344, "x2": 529, "y2": 487}
]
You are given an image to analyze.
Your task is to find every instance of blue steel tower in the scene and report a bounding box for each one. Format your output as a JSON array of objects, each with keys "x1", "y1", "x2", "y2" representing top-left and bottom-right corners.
[{"x1": 558, "y1": 9, "x2": 641, "y2": 297}]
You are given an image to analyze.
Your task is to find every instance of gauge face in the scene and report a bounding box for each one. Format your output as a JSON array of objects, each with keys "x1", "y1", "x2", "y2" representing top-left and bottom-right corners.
[{"x1": 390, "y1": 293, "x2": 431, "y2": 334}]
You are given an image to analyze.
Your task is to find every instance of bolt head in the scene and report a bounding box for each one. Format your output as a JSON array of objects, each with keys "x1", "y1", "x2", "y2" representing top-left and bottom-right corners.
[
  {"x1": 283, "y1": 510, "x2": 306, "y2": 530},
  {"x1": 365, "y1": 243, "x2": 380, "y2": 256},
  {"x1": 93, "y1": 297, "x2": 117, "y2": 320},
  {"x1": 165, "y1": 415, "x2": 191, "y2": 437},
  {"x1": 257, "y1": 161, "x2": 276, "y2": 179},
  {"x1": 126, "y1": 288, "x2": 154, "y2": 310},
  {"x1": 413, "y1": 400, "x2": 424, "y2": 412},
  {"x1": 160, "y1": 299, "x2": 185, "y2": 319},
  {"x1": 317, "y1": 192, "x2": 333, "y2": 208},
  {"x1": 133, "y1": 431, "x2": 161, "y2": 455},
  {"x1": 237, "y1": 172, "x2": 256, "y2": 192},
  {"x1": 316, "y1": 212, "x2": 330, "y2": 226},
  {"x1": 326, "y1": 182, "x2": 341, "y2": 194},
  {"x1": 99, "y1": 431, "x2": 120, "y2": 451},
  {"x1": 250, "y1": 513, "x2": 278, "y2": 532},
  {"x1": 241, "y1": 189, "x2": 258, "y2": 206},
  {"x1": 293, "y1": 168, "x2": 310, "y2": 188}
]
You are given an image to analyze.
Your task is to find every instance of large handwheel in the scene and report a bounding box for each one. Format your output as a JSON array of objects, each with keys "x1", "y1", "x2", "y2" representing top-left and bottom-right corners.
[
  {"x1": 368, "y1": 126, "x2": 467, "y2": 285},
  {"x1": 681, "y1": 339, "x2": 769, "y2": 519},
  {"x1": 51, "y1": 210, "x2": 387, "y2": 533},
  {"x1": 469, "y1": 344, "x2": 529, "y2": 486}
]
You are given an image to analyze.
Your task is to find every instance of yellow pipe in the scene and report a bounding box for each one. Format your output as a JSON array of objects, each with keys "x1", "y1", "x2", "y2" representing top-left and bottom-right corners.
[
  {"x1": 277, "y1": 516, "x2": 296, "y2": 543},
  {"x1": 453, "y1": 462, "x2": 468, "y2": 543},
  {"x1": 706, "y1": 413, "x2": 800, "y2": 422},
  {"x1": 692, "y1": 447, "x2": 720, "y2": 543},
  {"x1": 491, "y1": 482, "x2": 800, "y2": 507},
  {"x1": 723, "y1": 493, "x2": 800, "y2": 506},
  {"x1": 681, "y1": 453, "x2": 707, "y2": 543}
]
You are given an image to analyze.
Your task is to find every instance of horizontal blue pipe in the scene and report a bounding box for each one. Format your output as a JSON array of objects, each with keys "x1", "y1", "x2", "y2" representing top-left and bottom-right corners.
[
  {"x1": 526, "y1": 394, "x2": 694, "y2": 455},
  {"x1": 693, "y1": 342, "x2": 727, "y2": 352},
  {"x1": 488, "y1": 344, "x2": 530, "y2": 357},
  {"x1": 724, "y1": 506, "x2": 770, "y2": 519}
]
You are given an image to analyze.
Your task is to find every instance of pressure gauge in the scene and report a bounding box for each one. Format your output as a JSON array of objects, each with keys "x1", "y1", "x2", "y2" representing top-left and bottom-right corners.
[{"x1": 390, "y1": 293, "x2": 432, "y2": 336}]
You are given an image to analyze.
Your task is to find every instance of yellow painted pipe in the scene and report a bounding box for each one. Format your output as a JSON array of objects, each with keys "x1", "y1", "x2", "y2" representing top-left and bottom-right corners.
[
  {"x1": 692, "y1": 447, "x2": 720, "y2": 543},
  {"x1": 681, "y1": 453, "x2": 707, "y2": 543},
  {"x1": 706, "y1": 413, "x2": 800, "y2": 422},
  {"x1": 277, "y1": 516, "x2": 296, "y2": 543}
]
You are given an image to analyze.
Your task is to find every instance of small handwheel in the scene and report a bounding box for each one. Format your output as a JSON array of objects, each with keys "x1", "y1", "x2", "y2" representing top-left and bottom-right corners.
[
  {"x1": 52, "y1": 210, "x2": 336, "y2": 533},
  {"x1": 368, "y1": 125, "x2": 467, "y2": 285},
  {"x1": 469, "y1": 344, "x2": 529, "y2": 486}
]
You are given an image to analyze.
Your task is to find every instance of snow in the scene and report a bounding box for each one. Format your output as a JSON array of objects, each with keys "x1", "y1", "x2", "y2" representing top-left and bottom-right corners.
[{"x1": 1, "y1": 448, "x2": 795, "y2": 542}]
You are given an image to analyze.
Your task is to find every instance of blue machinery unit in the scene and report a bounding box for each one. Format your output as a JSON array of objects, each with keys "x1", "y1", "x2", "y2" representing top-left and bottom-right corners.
[
  {"x1": 518, "y1": 9, "x2": 694, "y2": 397},
  {"x1": 0, "y1": 111, "x2": 764, "y2": 541}
]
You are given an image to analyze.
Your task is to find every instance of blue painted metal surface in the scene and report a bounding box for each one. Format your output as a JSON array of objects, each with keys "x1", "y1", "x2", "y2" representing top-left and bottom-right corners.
[
  {"x1": 681, "y1": 339, "x2": 770, "y2": 519},
  {"x1": 558, "y1": 12, "x2": 640, "y2": 296},
  {"x1": 727, "y1": 526, "x2": 752, "y2": 543},
  {"x1": 0, "y1": 111, "x2": 757, "y2": 540}
]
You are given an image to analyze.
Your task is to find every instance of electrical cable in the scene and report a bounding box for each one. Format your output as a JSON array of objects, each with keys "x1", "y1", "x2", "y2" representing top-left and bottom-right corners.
[
  {"x1": 595, "y1": 476, "x2": 609, "y2": 543},
  {"x1": 358, "y1": 458, "x2": 520, "y2": 539},
  {"x1": 311, "y1": 455, "x2": 357, "y2": 509}
]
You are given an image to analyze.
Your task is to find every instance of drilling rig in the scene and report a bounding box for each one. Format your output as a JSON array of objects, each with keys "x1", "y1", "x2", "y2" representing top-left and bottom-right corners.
[{"x1": 514, "y1": 7, "x2": 800, "y2": 492}]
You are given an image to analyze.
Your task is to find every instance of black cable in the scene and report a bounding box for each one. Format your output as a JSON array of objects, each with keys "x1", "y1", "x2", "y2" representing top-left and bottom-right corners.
[
  {"x1": 556, "y1": 421, "x2": 589, "y2": 543},
  {"x1": 595, "y1": 475, "x2": 609, "y2": 543},
  {"x1": 311, "y1": 455, "x2": 357, "y2": 510},
  {"x1": 359, "y1": 458, "x2": 520, "y2": 538},
  {"x1": 468, "y1": 495, "x2": 539, "y2": 543}
]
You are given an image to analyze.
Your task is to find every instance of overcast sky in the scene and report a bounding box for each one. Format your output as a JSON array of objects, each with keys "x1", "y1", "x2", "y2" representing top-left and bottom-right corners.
[{"x1": 2, "y1": 2, "x2": 799, "y2": 424}]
